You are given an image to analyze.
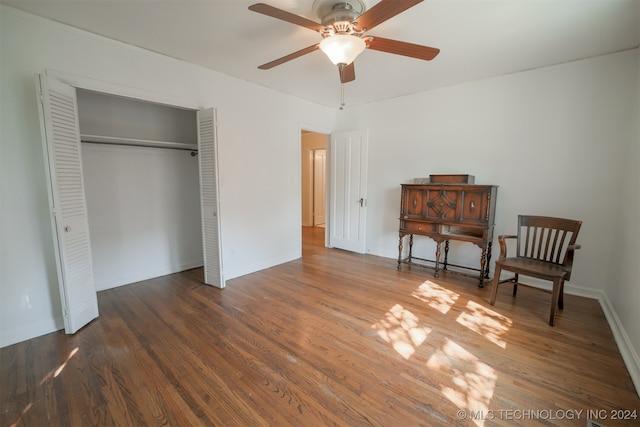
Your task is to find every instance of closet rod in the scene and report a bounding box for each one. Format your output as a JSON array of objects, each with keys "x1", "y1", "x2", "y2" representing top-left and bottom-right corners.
[{"x1": 80, "y1": 134, "x2": 198, "y2": 153}]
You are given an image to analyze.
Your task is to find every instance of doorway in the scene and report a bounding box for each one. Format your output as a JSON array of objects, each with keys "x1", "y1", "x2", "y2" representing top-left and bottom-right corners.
[{"x1": 301, "y1": 130, "x2": 328, "y2": 249}]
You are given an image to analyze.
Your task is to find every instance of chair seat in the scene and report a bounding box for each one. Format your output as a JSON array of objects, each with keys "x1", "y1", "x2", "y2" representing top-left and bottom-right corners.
[{"x1": 496, "y1": 257, "x2": 569, "y2": 280}]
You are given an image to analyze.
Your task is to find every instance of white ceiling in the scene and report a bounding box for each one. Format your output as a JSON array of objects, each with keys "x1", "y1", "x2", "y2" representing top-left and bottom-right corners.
[{"x1": 3, "y1": 0, "x2": 639, "y2": 108}]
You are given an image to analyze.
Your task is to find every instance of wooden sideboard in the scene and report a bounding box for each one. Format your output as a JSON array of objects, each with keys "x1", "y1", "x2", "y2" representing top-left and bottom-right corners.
[{"x1": 398, "y1": 181, "x2": 498, "y2": 286}]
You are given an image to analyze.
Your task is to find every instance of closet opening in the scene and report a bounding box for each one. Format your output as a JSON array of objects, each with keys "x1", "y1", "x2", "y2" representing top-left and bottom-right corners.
[
  {"x1": 38, "y1": 74, "x2": 223, "y2": 333},
  {"x1": 76, "y1": 89, "x2": 204, "y2": 292}
]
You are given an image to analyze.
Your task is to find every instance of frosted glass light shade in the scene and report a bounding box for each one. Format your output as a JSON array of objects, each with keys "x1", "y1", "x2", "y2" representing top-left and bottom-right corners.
[{"x1": 319, "y1": 35, "x2": 366, "y2": 65}]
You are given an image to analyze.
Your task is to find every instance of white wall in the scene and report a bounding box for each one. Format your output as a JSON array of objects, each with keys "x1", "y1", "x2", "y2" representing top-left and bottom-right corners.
[
  {"x1": 337, "y1": 48, "x2": 640, "y2": 393},
  {"x1": 340, "y1": 49, "x2": 637, "y2": 294},
  {"x1": 0, "y1": 6, "x2": 336, "y2": 347},
  {"x1": 605, "y1": 50, "x2": 640, "y2": 393},
  {"x1": 77, "y1": 88, "x2": 198, "y2": 145}
]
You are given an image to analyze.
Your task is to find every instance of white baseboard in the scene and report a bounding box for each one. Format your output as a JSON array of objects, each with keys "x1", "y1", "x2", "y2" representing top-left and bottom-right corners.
[
  {"x1": 597, "y1": 291, "x2": 640, "y2": 399},
  {"x1": 225, "y1": 252, "x2": 300, "y2": 281},
  {"x1": 484, "y1": 278, "x2": 640, "y2": 398},
  {"x1": 95, "y1": 260, "x2": 204, "y2": 291},
  {"x1": 0, "y1": 316, "x2": 64, "y2": 349}
]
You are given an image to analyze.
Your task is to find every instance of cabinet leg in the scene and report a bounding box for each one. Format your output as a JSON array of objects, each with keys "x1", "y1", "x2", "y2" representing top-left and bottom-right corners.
[
  {"x1": 443, "y1": 240, "x2": 450, "y2": 270},
  {"x1": 408, "y1": 234, "x2": 414, "y2": 262},
  {"x1": 484, "y1": 241, "x2": 493, "y2": 279},
  {"x1": 434, "y1": 241, "x2": 441, "y2": 278},
  {"x1": 397, "y1": 235, "x2": 404, "y2": 269},
  {"x1": 478, "y1": 246, "x2": 487, "y2": 287}
]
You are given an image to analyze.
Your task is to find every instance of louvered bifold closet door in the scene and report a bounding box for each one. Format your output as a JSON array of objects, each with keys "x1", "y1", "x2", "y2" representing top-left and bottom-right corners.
[
  {"x1": 197, "y1": 108, "x2": 224, "y2": 288},
  {"x1": 38, "y1": 75, "x2": 99, "y2": 333}
]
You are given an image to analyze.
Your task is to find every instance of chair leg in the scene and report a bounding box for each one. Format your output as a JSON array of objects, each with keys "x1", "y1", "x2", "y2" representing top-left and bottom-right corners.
[
  {"x1": 558, "y1": 280, "x2": 564, "y2": 309},
  {"x1": 490, "y1": 265, "x2": 502, "y2": 305},
  {"x1": 513, "y1": 273, "x2": 519, "y2": 296},
  {"x1": 549, "y1": 278, "x2": 562, "y2": 326}
]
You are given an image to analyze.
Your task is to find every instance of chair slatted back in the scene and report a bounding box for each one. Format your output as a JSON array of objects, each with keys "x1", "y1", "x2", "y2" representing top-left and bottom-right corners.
[{"x1": 517, "y1": 215, "x2": 582, "y2": 266}]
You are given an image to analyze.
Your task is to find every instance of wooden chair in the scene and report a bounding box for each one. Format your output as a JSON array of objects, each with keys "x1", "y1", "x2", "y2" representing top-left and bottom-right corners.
[{"x1": 489, "y1": 215, "x2": 582, "y2": 326}]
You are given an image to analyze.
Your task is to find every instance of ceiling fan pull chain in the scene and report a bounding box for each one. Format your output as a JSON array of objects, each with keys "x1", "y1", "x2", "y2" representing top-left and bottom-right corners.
[{"x1": 340, "y1": 83, "x2": 346, "y2": 110}]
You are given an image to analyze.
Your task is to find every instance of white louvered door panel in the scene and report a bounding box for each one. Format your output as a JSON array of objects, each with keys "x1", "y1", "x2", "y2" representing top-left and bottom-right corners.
[
  {"x1": 38, "y1": 75, "x2": 99, "y2": 333},
  {"x1": 198, "y1": 108, "x2": 224, "y2": 288}
]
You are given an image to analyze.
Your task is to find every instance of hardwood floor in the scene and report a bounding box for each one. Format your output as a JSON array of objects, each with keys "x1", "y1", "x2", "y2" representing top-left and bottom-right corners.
[{"x1": 2, "y1": 226, "x2": 639, "y2": 426}]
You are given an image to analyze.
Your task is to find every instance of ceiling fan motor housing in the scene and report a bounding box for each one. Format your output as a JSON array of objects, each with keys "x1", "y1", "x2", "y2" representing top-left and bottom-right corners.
[
  {"x1": 313, "y1": 0, "x2": 367, "y2": 21},
  {"x1": 321, "y1": 3, "x2": 360, "y2": 26}
]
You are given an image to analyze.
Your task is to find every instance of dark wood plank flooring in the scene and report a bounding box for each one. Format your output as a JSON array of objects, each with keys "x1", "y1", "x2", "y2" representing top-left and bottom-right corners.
[{"x1": 1, "y1": 226, "x2": 639, "y2": 426}]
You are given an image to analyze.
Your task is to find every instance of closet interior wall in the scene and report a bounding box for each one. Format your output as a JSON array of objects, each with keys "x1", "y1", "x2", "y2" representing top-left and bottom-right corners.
[{"x1": 77, "y1": 89, "x2": 203, "y2": 291}]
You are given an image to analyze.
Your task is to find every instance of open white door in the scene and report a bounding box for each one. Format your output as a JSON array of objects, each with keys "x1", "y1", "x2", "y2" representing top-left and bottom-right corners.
[
  {"x1": 198, "y1": 108, "x2": 225, "y2": 288},
  {"x1": 37, "y1": 74, "x2": 99, "y2": 334},
  {"x1": 329, "y1": 130, "x2": 368, "y2": 253}
]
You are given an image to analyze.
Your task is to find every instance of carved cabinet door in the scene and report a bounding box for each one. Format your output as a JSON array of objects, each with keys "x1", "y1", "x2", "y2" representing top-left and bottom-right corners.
[
  {"x1": 460, "y1": 189, "x2": 489, "y2": 223},
  {"x1": 404, "y1": 187, "x2": 425, "y2": 217},
  {"x1": 426, "y1": 188, "x2": 459, "y2": 220}
]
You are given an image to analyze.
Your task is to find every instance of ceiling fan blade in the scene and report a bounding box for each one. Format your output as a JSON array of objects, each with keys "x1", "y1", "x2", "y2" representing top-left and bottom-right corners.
[
  {"x1": 367, "y1": 36, "x2": 440, "y2": 60},
  {"x1": 339, "y1": 63, "x2": 356, "y2": 83},
  {"x1": 258, "y1": 44, "x2": 320, "y2": 70},
  {"x1": 354, "y1": 0, "x2": 423, "y2": 32},
  {"x1": 249, "y1": 3, "x2": 325, "y2": 32}
]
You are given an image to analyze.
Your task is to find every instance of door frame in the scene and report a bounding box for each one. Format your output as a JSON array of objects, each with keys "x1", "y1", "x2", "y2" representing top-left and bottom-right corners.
[
  {"x1": 299, "y1": 125, "x2": 331, "y2": 248},
  {"x1": 40, "y1": 70, "x2": 225, "y2": 331},
  {"x1": 298, "y1": 126, "x2": 368, "y2": 254},
  {"x1": 46, "y1": 70, "x2": 198, "y2": 110}
]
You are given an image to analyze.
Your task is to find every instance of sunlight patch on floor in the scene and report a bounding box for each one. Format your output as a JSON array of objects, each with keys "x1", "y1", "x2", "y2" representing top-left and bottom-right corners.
[
  {"x1": 411, "y1": 280, "x2": 460, "y2": 314},
  {"x1": 372, "y1": 304, "x2": 432, "y2": 359},
  {"x1": 39, "y1": 347, "x2": 80, "y2": 385},
  {"x1": 456, "y1": 300, "x2": 512, "y2": 349},
  {"x1": 54, "y1": 347, "x2": 79, "y2": 377},
  {"x1": 427, "y1": 339, "x2": 497, "y2": 427},
  {"x1": 9, "y1": 402, "x2": 32, "y2": 427},
  {"x1": 15, "y1": 347, "x2": 80, "y2": 427}
]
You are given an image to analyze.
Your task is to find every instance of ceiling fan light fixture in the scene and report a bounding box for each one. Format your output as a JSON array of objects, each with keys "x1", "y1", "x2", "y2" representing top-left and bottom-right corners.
[{"x1": 319, "y1": 34, "x2": 366, "y2": 66}]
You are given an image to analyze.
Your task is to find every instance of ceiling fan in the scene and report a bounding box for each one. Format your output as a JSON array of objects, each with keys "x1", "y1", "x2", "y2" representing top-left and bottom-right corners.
[{"x1": 248, "y1": 0, "x2": 440, "y2": 84}]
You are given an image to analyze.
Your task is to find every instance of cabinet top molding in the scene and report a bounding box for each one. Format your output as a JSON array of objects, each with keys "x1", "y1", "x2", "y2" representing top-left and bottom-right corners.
[{"x1": 429, "y1": 174, "x2": 475, "y2": 184}]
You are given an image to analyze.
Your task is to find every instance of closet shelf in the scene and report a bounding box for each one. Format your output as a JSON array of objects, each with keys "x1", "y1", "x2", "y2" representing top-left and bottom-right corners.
[{"x1": 80, "y1": 134, "x2": 198, "y2": 151}]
